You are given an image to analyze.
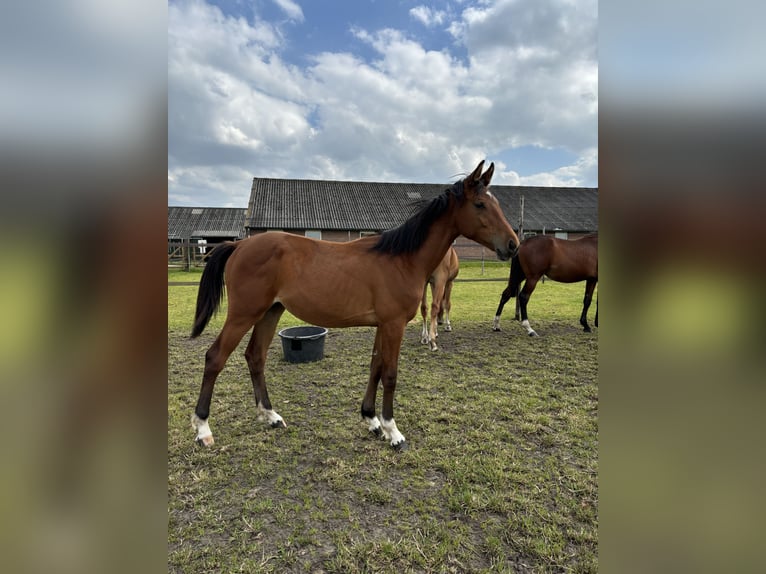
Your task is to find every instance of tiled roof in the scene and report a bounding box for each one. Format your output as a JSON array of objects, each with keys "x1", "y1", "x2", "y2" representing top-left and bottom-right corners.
[
  {"x1": 246, "y1": 178, "x2": 597, "y2": 233},
  {"x1": 503, "y1": 186, "x2": 598, "y2": 232},
  {"x1": 168, "y1": 207, "x2": 247, "y2": 240}
]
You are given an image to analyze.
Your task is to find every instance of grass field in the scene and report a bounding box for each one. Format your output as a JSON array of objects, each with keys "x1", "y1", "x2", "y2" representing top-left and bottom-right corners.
[{"x1": 168, "y1": 263, "x2": 598, "y2": 573}]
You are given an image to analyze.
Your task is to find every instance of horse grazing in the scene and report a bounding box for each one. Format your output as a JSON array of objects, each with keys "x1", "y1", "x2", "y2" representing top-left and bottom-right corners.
[
  {"x1": 492, "y1": 233, "x2": 598, "y2": 337},
  {"x1": 420, "y1": 246, "x2": 459, "y2": 351},
  {"x1": 190, "y1": 161, "x2": 519, "y2": 450}
]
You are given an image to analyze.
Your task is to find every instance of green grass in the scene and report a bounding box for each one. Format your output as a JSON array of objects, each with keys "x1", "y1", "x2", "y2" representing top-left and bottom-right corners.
[{"x1": 168, "y1": 275, "x2": 597, "y2": 573}]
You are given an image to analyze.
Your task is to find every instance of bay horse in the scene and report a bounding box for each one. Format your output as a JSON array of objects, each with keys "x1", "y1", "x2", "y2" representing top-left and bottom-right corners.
[
  {"x1": 492, "y1": 233, "x2": 598, "y2": 337},
  {"x1": 190, "y1": 161, "x2": 519, "y2": 450},
  {"x1": 420, "y1": 246, "x2": 459, "y2": 351}
]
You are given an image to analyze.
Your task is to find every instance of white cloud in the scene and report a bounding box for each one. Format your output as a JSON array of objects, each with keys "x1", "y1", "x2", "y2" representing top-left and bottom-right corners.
[
  {"x1": 272, "y1": 0, "x2": 304, "y2": 22},
  {"x1": 453, "y1": 0, "x2": 598, "y2": 153},
  {"x1": 496, "y1": 147, "x2": 598, "y2": 187},
  {"x1": 410, "y1": 5, "x2": 447, "y2": 27},
  {"x1": 168, "y1": 0, "x2": 598, "y2": 206}
]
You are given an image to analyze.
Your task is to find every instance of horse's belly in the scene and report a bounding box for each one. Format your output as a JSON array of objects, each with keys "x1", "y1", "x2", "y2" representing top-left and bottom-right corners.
[{"x1": 278, "y1": 292, "x2": 379, "y2": 328}]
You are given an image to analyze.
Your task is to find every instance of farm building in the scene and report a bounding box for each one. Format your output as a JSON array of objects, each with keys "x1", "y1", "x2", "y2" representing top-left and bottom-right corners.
[
  {"x1": 168, "y1": 178, "x2": 597, "y2": 265},
  {"x1": 245, "y1": 178, "x2": 598, "y2": 259},
  {"x1": 168, "y1": 206, "x2": 247, "y2": 266}
]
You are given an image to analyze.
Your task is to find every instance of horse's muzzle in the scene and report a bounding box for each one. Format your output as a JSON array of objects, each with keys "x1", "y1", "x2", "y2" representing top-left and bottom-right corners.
[{"x1": 495, "y1": 240, "x2": 518, "y2": 261}]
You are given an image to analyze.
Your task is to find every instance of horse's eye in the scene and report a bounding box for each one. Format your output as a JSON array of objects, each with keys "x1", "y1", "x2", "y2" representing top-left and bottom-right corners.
[{"x1": 474, "y1": 202, "x2": 486, "y2": 209}]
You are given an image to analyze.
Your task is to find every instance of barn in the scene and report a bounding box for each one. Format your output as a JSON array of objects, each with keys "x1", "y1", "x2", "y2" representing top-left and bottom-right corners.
[
  {"x1": 167, "y1": 206, "x2": 247, "y2": 267},
  {"x1": 245, "y1": 177, "x2": 597, "y2": 259},
  {"x1": 168, "y1": 177, "x2": 597, "y2": 265}
]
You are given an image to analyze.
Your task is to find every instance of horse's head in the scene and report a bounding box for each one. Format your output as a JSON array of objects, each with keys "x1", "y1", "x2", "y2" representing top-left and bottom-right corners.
[{"x1": 456, "y1": 160, "x2": 519, "y2": 260}]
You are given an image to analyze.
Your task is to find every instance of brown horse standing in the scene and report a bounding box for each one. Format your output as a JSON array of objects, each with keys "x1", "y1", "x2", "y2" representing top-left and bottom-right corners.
[
  {"x1": 492, "y1": 233, "x2": 598, "y2": 337},
  {"x1": 190, "y1": 161, "x2": 519, "y2": 450},
  {"x1": 420, "y1": 246, "x2": 459, "y2": 351}
]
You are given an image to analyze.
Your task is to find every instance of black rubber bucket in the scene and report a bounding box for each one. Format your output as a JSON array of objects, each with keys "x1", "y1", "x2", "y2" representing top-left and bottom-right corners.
[{"x1": 278, "y1": 326, "x2": 328, "y2": 363}]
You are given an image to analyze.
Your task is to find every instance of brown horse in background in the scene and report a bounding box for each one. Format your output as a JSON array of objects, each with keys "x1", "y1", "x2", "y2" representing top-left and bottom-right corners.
[
  {"x1": 420, "y1": 246, "x2": 459, "y2": 351},
  {"x1": 492, "y1": 233, "x2": 598, "y2": 337},
  {"x1": 190, "y1": 161, "x2": 519, "y2": 451}
]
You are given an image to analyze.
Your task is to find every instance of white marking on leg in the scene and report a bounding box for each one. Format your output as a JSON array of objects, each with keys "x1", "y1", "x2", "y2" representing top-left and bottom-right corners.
[
  {"x1": 493, "y1": 316, "x2": 501, "y2": 330},
  {"x1": 257, "y1": 403, "x2": 286, "y2": 427},
  {"x1": 420, "y1": 321, "x2": 429, "y2": 345},
  {"x1": 192, "y1": 413, "x2": 214, "y2": 446},
  {"x1": 521, "y1": 319, "x2": 537, "y2": 336},
  {"x1": 444, "y1": 312, "x2": 452, "y2": 331},
  {"x1": 364, "y1": 415, "x2": 381, "y2": 434},
  {"x1": 380, "y1": 417, "x2": 406, "y2": 447}
]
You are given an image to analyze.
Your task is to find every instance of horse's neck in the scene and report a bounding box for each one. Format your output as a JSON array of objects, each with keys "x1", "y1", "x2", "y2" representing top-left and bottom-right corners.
[{"x1": 408, "y1": 217, "x2": 457, "y2": 280}]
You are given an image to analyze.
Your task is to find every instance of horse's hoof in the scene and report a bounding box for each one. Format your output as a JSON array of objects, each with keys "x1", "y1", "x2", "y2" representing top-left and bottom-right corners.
[
  {"x1": 430, "y1": 344, "x2": 438, "y2": 352},
  {"x1": 270, "y1": 420, "x2": 287, "y2": 429},
  {"x1": 584, "y1": 327, "x2": 592, "y2": 333},
  {"x1": 195, "y1": 435, "x2": 214, "y2": 447},
  {"x1": 370, "y1": 426, "x2": 383, "y2": 438},
  {"x1": 391, "y1": 440, "x2": 409, "y2": 452},
  {"x1": 528, "y1": 331, "x2": 538, "y2": 337},
  {"x1": 492, "y1": 327, "x2": 501, "y2": 332},
  {"x1": 444, "y1": 326, "x2": 452, "y2": 332}
]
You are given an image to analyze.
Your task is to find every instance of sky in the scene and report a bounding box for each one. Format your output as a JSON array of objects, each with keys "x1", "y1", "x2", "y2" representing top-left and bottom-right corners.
[{"x1": 168, "y1": 0, "x2": 598, "y2": 207}]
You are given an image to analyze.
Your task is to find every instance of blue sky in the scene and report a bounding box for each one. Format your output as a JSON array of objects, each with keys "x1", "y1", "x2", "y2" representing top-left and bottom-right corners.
[{"x1": 168, "y1": 0, "x2": 597, "y2": 206}]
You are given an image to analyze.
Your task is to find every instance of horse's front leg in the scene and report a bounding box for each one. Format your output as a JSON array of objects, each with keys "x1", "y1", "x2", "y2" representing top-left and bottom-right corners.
[
  {"x1": 361, "y1": 329, "x2": 383, "y2": 437},
  {"x1": 518, "y1": 278, "x2": 539, "y2": 337},
  {"x1": 379, "y1": 321, "x2": 408, "y2": 450},
  {"x1": 595, "y1": 294, "x2": 598, "y2": 328},
  {"x1": 493, "y1": 284, "x2": 514, "y2": 331}
]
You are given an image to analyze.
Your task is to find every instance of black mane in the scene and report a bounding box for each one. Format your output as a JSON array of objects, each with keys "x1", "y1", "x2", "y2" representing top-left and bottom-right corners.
[{"x1": 371, "y1": 180, "x2": 465, "y2": 255}]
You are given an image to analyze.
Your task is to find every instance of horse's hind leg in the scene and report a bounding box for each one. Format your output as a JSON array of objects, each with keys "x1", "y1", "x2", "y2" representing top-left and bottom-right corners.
[
  {"x1": 442, "y1": 281, "x2": 454, "y2": 332},
  {"x1": 493, "y1": 284, "x2": 515, "y2": 331},
  {"x1": 581, "y1": 280, "x2": 596, "y2": 332},
  {"x1": 193, "y1": 317, "x2": 255, "y2": 446},
  {"x1": 518, "y1": 278, "x2": 539, "y2": 337},
  {"x1": 245, "y1": 303, "x2": 286, "y2": 428},
  {"x1": 420, "y1": 284, "x2": 430, "y2": 345},
  {"x1": 428, "y1": 282, "x2": 446, "y2": 351}
]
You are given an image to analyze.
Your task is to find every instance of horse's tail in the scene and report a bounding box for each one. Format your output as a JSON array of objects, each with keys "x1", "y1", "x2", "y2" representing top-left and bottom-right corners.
[
  {"x1": 190, "y1": 242, "x2": 237, "y2": 338},
  {"x1": 507, "y1": 254, "x2": 525, "y2": 297}
]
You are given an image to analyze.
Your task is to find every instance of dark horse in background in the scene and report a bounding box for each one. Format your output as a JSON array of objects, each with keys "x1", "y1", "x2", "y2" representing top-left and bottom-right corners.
[
  {"x1": 189, "y1": 161, "x2": 519, "y2": 451},
  {"x1": 420, "y1": 246, "x2": 459, "y2": 351},
  {"x1": 492, "y1": 233, "x2": 598, "y2": 337}
]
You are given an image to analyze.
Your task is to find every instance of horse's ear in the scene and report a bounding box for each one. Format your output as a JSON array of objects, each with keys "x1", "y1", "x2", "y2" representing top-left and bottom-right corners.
[
  {"x1": 480, "y1": 162, "x2": 495, "y2": 186},
  {"x1": 469, "y1": 160, "x2": 485, "y2": 183}
]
